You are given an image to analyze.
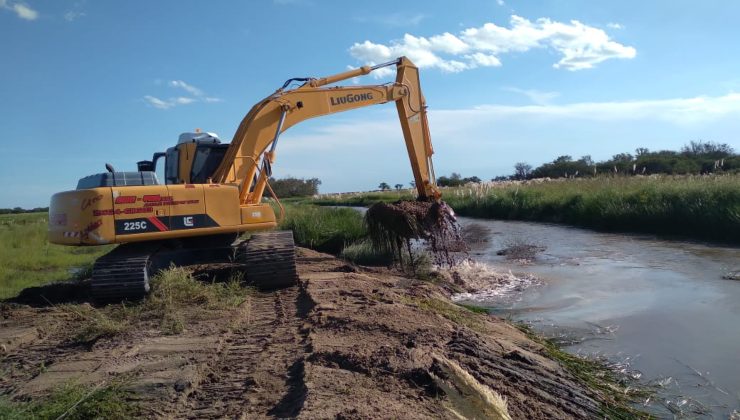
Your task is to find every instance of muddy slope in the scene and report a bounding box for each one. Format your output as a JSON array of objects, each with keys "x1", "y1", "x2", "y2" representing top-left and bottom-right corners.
[{"x1": 1, "y1": 249, "x2": 607, "y2": 419}]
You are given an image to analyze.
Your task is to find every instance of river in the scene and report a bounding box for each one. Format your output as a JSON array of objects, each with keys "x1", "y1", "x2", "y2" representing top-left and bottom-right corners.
[{"x1": 454, "y1": 217, "x2": 740, "y2": 418}]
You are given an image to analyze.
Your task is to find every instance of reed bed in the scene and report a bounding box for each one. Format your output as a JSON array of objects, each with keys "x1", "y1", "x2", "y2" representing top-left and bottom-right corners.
[{"x1": 312, "y1": 175, "x2": 740, "y2": 243}]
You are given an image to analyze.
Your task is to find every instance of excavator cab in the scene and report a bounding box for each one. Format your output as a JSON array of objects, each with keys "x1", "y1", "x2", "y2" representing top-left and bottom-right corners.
[{"x1": 135, "y1": 132, "x2": 230, "y2": 185}]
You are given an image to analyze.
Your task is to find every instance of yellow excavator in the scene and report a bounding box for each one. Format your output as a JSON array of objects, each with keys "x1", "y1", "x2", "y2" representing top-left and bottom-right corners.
[{"x1": 48, "y1": 57, "x2": 441, "y2": 301}]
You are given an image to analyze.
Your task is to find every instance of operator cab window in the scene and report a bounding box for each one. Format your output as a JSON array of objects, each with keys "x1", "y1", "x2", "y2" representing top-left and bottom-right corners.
[
  {"x1": 165, "y1": 147, "x2": 179, "y2": 184},
  {"x1": 191, "y1": 144, "x2": 228, "y2": 184}
]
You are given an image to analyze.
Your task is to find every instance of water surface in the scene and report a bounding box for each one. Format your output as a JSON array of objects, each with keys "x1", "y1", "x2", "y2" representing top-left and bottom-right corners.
[{"x1": 457, "y1": 218, "x2": 740, "y2": 418}]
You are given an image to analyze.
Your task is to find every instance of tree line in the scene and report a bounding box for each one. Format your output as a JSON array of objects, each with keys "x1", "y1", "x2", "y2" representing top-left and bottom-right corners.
[{"x1": 504, "y1": 141, "x2": 738, "y2": 181}]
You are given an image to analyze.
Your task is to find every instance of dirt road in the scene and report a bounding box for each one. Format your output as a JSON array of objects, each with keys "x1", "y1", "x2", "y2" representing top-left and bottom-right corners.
[{"x1": 1, "y1": 249, "x2": 612, "y2": 419}]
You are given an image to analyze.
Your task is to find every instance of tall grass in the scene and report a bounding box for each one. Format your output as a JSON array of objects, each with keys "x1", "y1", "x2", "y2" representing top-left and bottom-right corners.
[
  {"x1": 311, "y1": 175, "x2": 740, "y2": 243},
  {"x1": 443, "y1": 175, "x2": 740, "y2": 242},
  {"x1": 0, "y1": 213, "x2": 112, "y2": 299},
  {"x1": 279, "y1": 205, "x2": 367, "y2": 254}
]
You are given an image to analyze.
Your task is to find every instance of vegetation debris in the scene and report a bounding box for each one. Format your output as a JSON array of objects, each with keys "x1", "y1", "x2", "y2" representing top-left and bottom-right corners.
[{"x1": 365, "y1": 200, "x2": 467, "y2": 267}]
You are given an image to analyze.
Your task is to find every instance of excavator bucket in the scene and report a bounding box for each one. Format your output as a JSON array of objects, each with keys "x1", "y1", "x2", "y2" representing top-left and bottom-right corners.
[{"x1": 365, "y1": 200, "x2": 466, "y2": 267}]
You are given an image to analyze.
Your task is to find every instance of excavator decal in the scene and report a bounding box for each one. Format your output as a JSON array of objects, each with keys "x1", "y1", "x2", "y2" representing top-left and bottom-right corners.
[{"x1": 114, "y1": 214, "x2": 219, "y2": 234}]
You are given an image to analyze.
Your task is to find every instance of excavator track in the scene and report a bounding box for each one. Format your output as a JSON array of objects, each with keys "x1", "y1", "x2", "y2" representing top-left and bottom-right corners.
[
  {"x1": 242, "y1": 230, "x2": 298, "y2": 289},
  {"x1": 90, "y1": 242, "x2": 161, "y2": 302},
  {"x1": 89, "y1": 231, "x2": 297, "y2": 303}
]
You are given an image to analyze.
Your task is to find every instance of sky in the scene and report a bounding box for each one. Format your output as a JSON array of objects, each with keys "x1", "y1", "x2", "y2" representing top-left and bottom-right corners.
[{"x1": 1, "y1": 0, "x2": 740, "y2": 208}]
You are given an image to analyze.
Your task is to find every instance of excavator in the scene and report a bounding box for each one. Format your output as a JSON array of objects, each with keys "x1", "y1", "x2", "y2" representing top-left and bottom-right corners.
[{"x1": 48, "y1": 57, "x2": 442, "y2": 302}]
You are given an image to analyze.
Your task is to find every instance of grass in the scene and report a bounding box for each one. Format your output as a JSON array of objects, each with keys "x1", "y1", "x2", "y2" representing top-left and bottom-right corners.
[
  {"x1": 69, "y1": 267, "x2": 251, "y2": 340},
  {"x1": 405, "y1": 296, "x2": 486, "y2": 332},
  {"x1": 339, "y1": 239, "x2": 394, "y2": 266},
  {"x1": 0, "y1": 213, "x2": 112, "y2": 299},
  {"x1": 0, "y1": 381, "x2": 139, "y2": 419},
  {"x1": 278, "y1": 204, "x2": 368, "y2": 254},
  {"x1": 143, "y1": 266, "x2": 249, "y2": 334},
  {"x1": 311, "y1": 175, "x2": 740, "y2": 243}
]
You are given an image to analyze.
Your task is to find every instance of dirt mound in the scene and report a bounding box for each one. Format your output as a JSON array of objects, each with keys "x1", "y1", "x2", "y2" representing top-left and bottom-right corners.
[{"x1": 0, "y1": 248, "x2": 619, "y2": 418}]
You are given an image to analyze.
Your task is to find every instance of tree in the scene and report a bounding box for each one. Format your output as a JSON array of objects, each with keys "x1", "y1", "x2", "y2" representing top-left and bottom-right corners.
[
  {"x1": 378, "y1": 182, "x2": 390, "y2": 191},
  {"x1": 514, "y1": 162, "x2": 532, "y2": 180},
  {"x1": 578, "y1": 155, "x2": 594, "y2": 166},
  {"x1": 394, "y1": 183, "x2": 403, "y2": 191},
  {"x1": 409, "y1": 181, "x2": 416, "y2": 188},
  {"x1": 612, "y1": 153, "x2": 633, "y2": 162},
  {"x1": 635, "y1": 147, "x2": 650, "y2": 157},
  {"x1": 681, "y1": 140, "x2": 734, "y2": 157},
  {"x1": 268, "y1": 177, "x2": 321, "y2": 197}
]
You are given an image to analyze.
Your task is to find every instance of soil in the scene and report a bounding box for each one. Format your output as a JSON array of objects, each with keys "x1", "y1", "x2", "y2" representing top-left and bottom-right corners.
[{"x1": 1, "y1": 248, "x2": 610, "y2": 419}]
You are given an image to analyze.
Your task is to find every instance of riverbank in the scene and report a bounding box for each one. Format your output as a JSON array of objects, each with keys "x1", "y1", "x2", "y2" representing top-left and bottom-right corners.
[
  {"x1": 1, "y1": 248, "x2": 645, "y2": 418},
  {"x1": 312, "y1": 174, "x2": 740, "y2": 243}
]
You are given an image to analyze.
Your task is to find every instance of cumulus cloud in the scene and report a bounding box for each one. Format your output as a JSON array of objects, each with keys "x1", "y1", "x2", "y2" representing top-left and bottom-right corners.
[
  {"x1": 144, "y1": 80, "x2": 221, "y2": 110},
  {"x1": 0, "y1": 0, "x2": 39, "y2": 20},
  {"x1": 349, "y1": 15, "x2": 636, "y2": 74},
  {"x1": 607, "y1": 22, "x2": 624, "y2": 29}
]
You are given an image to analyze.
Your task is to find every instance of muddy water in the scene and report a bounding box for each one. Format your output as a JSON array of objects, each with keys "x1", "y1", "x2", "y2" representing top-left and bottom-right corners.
[{"x1": 457, "y1": 218, "x2": 740, "y2": 418}]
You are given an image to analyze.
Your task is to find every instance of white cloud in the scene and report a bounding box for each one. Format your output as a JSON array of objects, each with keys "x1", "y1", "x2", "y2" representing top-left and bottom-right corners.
[
  {"x1": 0, "y1": 0, "x2": 38, "y2": 20},
  {"x1": 349, "y1": 15, "x2": 636, "y2": 74},
  {"x1": 503, "y1": 87, "x2": 560, "y2": 105},
  {"x1": 170, "y1": 80, "x2": 203, "y2": 96},
  {"x1": 467, "y1": 93, "x2": 740, "y2": 124},
  {"x1": 144, "y1": 95, "x2": 174, "y2": 110},
  {"x1": 496, "y1": 0, "x2": 505, "y2": 5},
  {"x1": 144, "y1": 80, "x2": 221, "y2": 109},
  {"x1": 607, "y1": 23, "x2": 624, "y2": 29}
]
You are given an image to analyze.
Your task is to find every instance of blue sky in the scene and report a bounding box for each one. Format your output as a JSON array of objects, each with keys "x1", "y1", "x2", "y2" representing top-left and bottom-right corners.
[{"x1": 2, "y1": 0, "x2": 740, "y2": 207}]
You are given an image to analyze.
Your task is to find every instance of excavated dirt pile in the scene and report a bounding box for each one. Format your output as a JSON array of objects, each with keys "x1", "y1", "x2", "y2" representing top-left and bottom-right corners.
[
  {"x1": 0, "y1": 249, "x2": 614, "y2": 419},
  {"x1": 365, "y1": 200, "x2": 466, "y2": 266}
]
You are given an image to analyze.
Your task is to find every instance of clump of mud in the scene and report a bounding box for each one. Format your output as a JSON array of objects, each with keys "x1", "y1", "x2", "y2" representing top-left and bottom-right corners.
[
  {"x1": 496, "y1": 243, "x2": 546, "y2": 262},
  {"x1": 365, "y1": 200, "x2": 466, "y2": 266}
]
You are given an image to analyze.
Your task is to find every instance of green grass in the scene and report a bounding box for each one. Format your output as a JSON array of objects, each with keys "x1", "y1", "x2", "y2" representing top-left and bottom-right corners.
[
  {"x1": 0, "y1": 213, "x2": 113, "y2": 300},
  {"x1": 70, "y1": 267, "x2": 252, "y2": 340},
  {"x1": 458, "y1": 303, "x2": 489, "y2": 314},
  {"x1": 339, "y1": 239, "x2": 394, "y2": 266},
  {"x1": 0, "y1": 381, "x2": 139, "y2": 420},
  {"x1": 279, "y1": 204, "x2": 368, "y2": 254},
  {"x1": 311, "y1": 175, "x2": 740, "y2": 243}
]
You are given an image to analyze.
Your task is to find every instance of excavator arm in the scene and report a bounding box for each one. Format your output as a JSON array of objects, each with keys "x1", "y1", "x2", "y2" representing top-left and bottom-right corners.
[{"x1": 211, "y1": 57, "x2": 441, "y2": 205}]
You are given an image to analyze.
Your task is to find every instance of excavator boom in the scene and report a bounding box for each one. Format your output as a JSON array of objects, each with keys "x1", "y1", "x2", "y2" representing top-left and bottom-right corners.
[{"x1": 213, "y1": 57, "x2": 440, "y2": 204}]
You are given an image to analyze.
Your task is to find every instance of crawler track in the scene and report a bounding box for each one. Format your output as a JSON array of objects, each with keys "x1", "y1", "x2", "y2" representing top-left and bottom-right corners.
[
  {"x1": 182, "y1": 285, "x2": 308, "y2": 418},
  {"x1": 242, "y1": 231, "x2": 299, "y2": 290},
  {"x1": 90, "y1": 242, "x2": 160, "y2": 302}
]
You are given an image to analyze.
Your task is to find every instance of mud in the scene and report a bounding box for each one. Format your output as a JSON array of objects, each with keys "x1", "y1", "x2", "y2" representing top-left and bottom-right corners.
[
  {"x1": 496, "y1": 244, "x2": 547, "y2": 262},
  {"x1": 365, "y1": 200, "x2": 466, "y2": 266},
  {"x1": 1, "y1": 248, "x2": 616, "y2": 418}
]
